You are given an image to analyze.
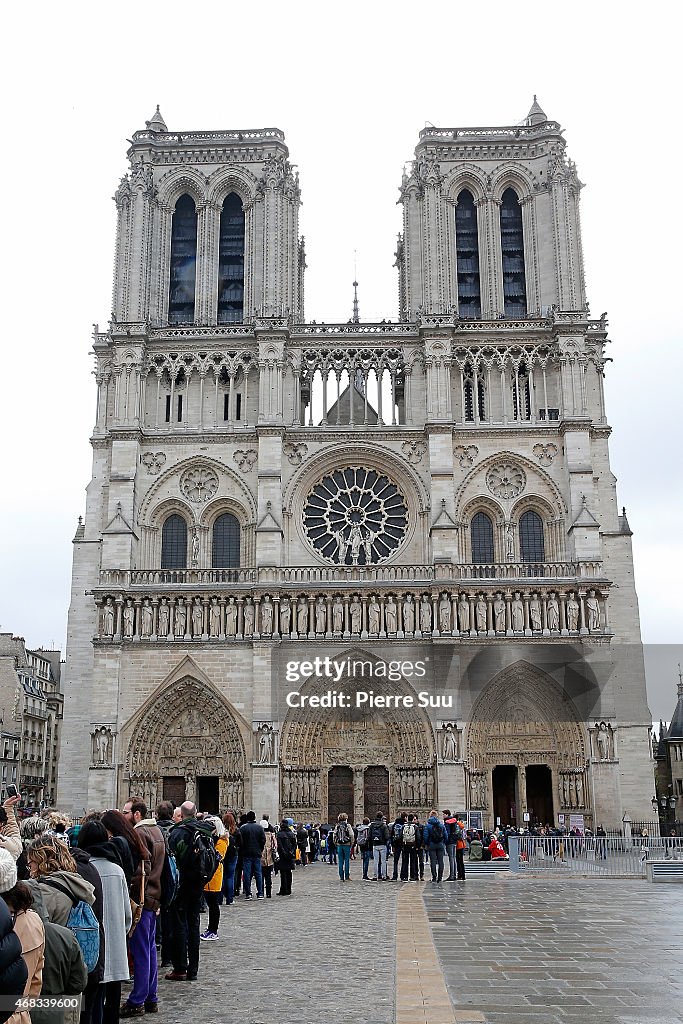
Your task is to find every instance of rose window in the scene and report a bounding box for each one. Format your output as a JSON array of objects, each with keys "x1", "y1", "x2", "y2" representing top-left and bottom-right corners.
[
  {"x1": 486, "y1": 462, "x2": 526, "y2": 500},
  {"x1": 303, "y1": 467, "x2": 408, "y2": 564},
  {"x1": 180, "y1": 466, "x2": 219, "y2": 504}
]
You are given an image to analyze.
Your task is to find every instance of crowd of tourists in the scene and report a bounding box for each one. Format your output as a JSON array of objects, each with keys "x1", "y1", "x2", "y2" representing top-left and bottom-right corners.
[{"x1": 0, "y1": 797, "x2": 303, "y2": 1022}]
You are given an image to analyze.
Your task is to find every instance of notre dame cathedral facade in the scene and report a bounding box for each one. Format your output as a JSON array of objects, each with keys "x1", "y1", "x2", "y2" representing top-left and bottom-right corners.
[{"x1": 59, "y1": 100, "x2": 655, "y2": 828}]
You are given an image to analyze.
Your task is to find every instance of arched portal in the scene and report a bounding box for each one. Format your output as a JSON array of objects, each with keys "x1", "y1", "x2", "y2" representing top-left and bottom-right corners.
[
  {"x1": 280, "y1": 653, "x2": 437, "y2": 823},
  {"x1": 122, "y1": 670, "x2": 247, "y2": 812},
  {"x1": 466, "y1": 661, "x2": 589, "y2": 827}
]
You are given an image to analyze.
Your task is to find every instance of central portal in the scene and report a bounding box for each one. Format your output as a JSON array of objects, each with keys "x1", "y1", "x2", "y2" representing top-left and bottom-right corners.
[
  {"x1": 526, "y1": 764, "x2": 554, "y2": 826},
  {"x1": 492, "y1": 765, "x2": 518, "y2": 826},
  {"x1": 364, "y1": 766, "x2": 389, "y2": 819},
  {"x1": 327, "y1": 766, "x2": 354, "y2": 822}
]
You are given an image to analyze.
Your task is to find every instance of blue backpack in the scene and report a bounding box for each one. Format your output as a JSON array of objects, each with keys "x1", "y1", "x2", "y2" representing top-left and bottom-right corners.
[
  {"x1": 44, "y1": 879, "x2": 100, "y2": 972},
  {"x1": 161, "y1": 848, "x2": 180, "y2": 908}
]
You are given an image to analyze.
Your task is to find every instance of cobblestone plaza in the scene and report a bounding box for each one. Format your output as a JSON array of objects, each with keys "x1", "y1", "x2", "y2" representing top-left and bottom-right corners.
[{"x1": 150, "y1": 866, "x2": 683, "y2": 1024}]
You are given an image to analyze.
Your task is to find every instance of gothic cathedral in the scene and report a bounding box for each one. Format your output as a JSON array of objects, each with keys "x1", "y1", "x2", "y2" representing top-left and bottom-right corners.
[{"x1": 60, "y1": 101, "x2": 655, "y2": 828}]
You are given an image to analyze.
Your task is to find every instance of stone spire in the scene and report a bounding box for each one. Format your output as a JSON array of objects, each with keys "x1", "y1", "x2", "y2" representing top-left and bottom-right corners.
[
  {"x1": 526, "y1": 95, "x2": 547, "y2": 126},
  {"x1": 145, "y1": 105, "x2": 168, "y2": 133},
  {"x1": 666, "y1": 665, "x2": 683, "y2": 740},
  {"x1": 618, "y1": 506, "x2": 633, "y2": 535}
]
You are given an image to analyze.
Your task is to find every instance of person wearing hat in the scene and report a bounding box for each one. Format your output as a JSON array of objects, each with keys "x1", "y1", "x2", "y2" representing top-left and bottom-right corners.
[
  {"x1": 0, "y1": 848, "x2": 39, "y2": 1024},
  {"x1": 201, "y1": 817, "x2": 228, "y2": 941}
]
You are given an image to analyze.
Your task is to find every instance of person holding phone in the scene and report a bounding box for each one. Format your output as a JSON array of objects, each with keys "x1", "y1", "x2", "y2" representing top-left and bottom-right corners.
[{"x1": 0, "y1": 795, "x2": 22, "y2": 861}]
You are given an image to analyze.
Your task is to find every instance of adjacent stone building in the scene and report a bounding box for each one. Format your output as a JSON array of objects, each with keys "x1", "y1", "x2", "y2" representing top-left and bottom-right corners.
[
  {"x1": 59, "y1": 100, "x2": 655, "y2": 828},
  {"x1": 0, "y1": 635, "x2": 63, "y2": 807},
  {"x1": 653, "y1": 671, "x2": 683, "y2": 828}
]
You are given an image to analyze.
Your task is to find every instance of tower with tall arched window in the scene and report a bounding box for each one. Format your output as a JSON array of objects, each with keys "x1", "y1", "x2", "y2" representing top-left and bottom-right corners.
[{"x1": 60, "y1": 102, "x2": 654, "y2": 833}]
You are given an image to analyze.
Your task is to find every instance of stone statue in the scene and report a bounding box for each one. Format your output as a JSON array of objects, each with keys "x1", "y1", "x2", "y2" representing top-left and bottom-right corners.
[
  {"x1": 297, "y1": 598, "x2": 309, "y2": 635},
  {"x1": 438, "y1": 594, "x2": 451, "y2": 633},
  {"x1": 225, "y1": 597, "x2": 237, "y2": 637},
  {"x1": 280, "y1": 598, "x2": 291, "y2": 635},
  {"x1": 123, "y1": 599, "x2": 135, "y2": 638},
  {"x1": 93, "y1": 727, "x2": 111, "y2": 764},
  {"x1": 511, "y1": 592, "x2": 524, "y2": 632},
  {"x1": 315, "y1": 596, "x2": 327, "y2": 634},
  {"x1": 475, "y1": 595, "x2": 487, "y2": 632},
  {"x1": 191, "y1": 529, "x2": 200, "y2": 565},
  {"x1": 529, "y1": 593, "x2": 542, "y2": 631},
  {"x1": 596, "y1": 722, "x2": 612, "y2": 760},
  {"x1": 586, "y1": 590, "x2": 600, "y2": 631},
  {"x1": 174, "y1": 598, "x2": 186, "y2": 637},
  {"x1": 102, "y1": 597, "x2": 115, "y2": 637},
  {"x1": 261, "y1": 596, "x2": 274, "y2": 636},
  {"x1": 505, "y1": 522, "x2": 515, "y2": 560},
  {"x1": 368, "y1": 597, "x2": 381, "y2": 635},
  {"x1": 157, "y1": 598, "x2": 170, "y2": 638},
  {"x1": 419, "y1": 596, "x2": 432, "y2": 633},
  {"x1": 426, "y1": 773, "x2": 434, "y2": 805},
  {"x1": 209, "y1": 597, "x2": 221, "y2": 638},
  {"x1": 547, "y1": 592, "x2": 559, "y2": 631},
  {"x1": 442, "y1": 724, "x2": 458, "y2": 762},
  {"x1": 243, "y1": 600, "x2": 255, "y2": 637},
  {"x1": 402, "y1": 594, "x2": 415, "y2": 634},
  {"x1": 191, "y1": 597, "x2": 203, "y2": 637},
  {"x1": 282, "y1": 773, "x2": 291, "y2": 805},
  {"x1": 458, "y1": 594, "x2": 470, "y2": 632},
  {"x1": 140, "y1": 599, "x2": 153, "y2": 638},
  {"x1": 561, "y1": 774, "x2": 569, "y2": 807},
  {"x1": 332, "y1": 597, "x2": 344, "y2": 633},
  {"x1": 350, "y1": 596, "x2": 362, "y2": 634},
  {"x1": 566, "y1": 592, "x2": 580, "y2": 632},
  {"x1": 258, "y1": 725, "x2": 274, "y2": 764},
  {"x1": 418, "y1": 773, "x2": 427, "y2": 805},
  {"x1": 385, "y1": 597, "x2": 398, "y2": 634},
  {"x1": 493, "y1": 593, "x2": 505, "y2": 632}
]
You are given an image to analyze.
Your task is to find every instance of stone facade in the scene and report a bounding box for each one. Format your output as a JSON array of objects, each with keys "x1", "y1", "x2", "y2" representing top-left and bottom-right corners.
[{"x1": 59, "y1": 101, "x2": 655, "y2": 827}]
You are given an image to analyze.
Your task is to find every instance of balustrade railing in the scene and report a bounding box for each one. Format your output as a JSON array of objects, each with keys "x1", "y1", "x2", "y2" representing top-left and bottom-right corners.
[{"x1": 508, "y1": 835, "x2": 683, "y2": 877}]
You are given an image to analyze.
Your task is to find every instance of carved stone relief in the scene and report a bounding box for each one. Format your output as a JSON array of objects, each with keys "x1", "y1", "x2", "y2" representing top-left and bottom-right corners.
[
  {"x1": 401, "y1": 440, "x2": 427, "y2": 464},
  {"x1": 486, "y1": 462, "x2": 526, "y2": 500},
  {"x1": 532, "y1": 443, "x2": 558, "y2": 467},
  {"x1": 453, "y1": 444, "x2": 479, "y2": 468},
  {"x1": 180, "y1": 466, "x2": 219, "y2": 503},
  {"x1": 283, "y1": 441, "x2": 308, "y2": 466},
  {"x1": 233, "y1": 449, "x2": 258, "y2": 472},
  {"x1": 91, "y1": 726, "x2": 114, "y2": 767},
  {"x1": 141, "y1": 452, "x2": 167, "y2": 474}
]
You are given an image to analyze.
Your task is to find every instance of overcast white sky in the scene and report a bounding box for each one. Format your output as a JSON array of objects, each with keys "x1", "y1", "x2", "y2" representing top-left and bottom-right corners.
[{"x1": 0, "y1": 1, "x2": 680, "y2": 719}]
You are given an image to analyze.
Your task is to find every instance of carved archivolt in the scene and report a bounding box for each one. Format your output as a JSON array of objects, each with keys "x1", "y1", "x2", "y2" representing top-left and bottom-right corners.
[{"x1": 466, "y1": 660, "x2": 587, "y2": 773}]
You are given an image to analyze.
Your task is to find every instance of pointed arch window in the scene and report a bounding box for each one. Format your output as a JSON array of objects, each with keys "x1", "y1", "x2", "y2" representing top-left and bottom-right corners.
[
  {"x1": 471, "y1": 512, "x2": 494, "y2": 564},
  {"x1": 519, "y1": 510, "x2": 545, "y2": 562},
  {"x1": 168, "y1": 194, "x2": 197, "y2": 324},
  {"x1": 161, "y1": 514, "x2": 188, "y2": 569},
  {"x1": 218, "y1": 193, "x2": 245, "y2": 323},
  {"x1": 512, "y1": 362, "x2": 531, "y2": 421},
  {"x1": 455, "y1": 189, "x2": 481, "y2": 318},
  {"x1": 500, "y1": 188, "x2": 527, "y2": 317},
  {"x1": 212, "y1": 513, "x2": 240, "y2": 568}
]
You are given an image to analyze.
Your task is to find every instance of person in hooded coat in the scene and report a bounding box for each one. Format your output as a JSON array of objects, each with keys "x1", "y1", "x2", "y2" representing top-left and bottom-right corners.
[{"x1": 0, "y1": 857, "x2": 29, "y2": 1024}]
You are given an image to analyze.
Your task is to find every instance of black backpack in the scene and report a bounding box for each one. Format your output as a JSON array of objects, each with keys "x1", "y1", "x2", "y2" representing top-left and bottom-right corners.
[
  {"x1": 392, "y1": 822, "x2": 404, "y2": 843},
  {"x1": 369, "y1": 822, "x2": 385, "y2": 844},
  {"x1": 429, "y1": 821, "x2": 445, "y2": 844},
  {"x1": 182, "y1": 826, "x2": 221, "y2": 886}
]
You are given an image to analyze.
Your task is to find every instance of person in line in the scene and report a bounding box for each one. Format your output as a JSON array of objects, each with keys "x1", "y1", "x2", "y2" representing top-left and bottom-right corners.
[
  {"x1": 239, "y1": 812, "x2": 266, "y2": 900},
  {"x1": 275, "y1": 821, "x2": 297, "y2": 897},
  {"x1": 154, "y1": 802, "x2": 175, "y2": 969},
  {"x1": 166, "y1": 802, "x2": 214, "y2": 982},
  {"x1": 260, "y1": 820, "x2": 277, "y2": 899},
  {"x1": 308, "y1": 823, "x2": 321, "y2": 863},
  {"x1": 368, "y1": 813, "x2": 390, "y2": 880},
  {"x1": 0, "y1": 888, "x2": 28, "y2": 1024},
  {"x1": 0, "y1": 797, "x2": 23, "y2": 861},
  {"x1": 399, "y1": 814, "x2": 419, "y2": 881},
  {"x1": 120, "y1": 798, "x2": 165, "y2": 1017},
  {"x1": 99, "y1": 811, "x2": 144, "y2": 887},
  {"x1": 423, "y1": 810, "x2": 446, "y2": 883},
  {"x1": 77, "y1": 821, "x2": 131, "y2": 1024},
  {"x1": 200, "y1": 816, "x2": 228, "y2": 940},
  {"x1": 390, "y1": 814, "x2": 406, "y2": 881},
  {"x1": 356, "y1": 818, "x2": 371, "y2": 880},
  {"x1": 0, "y1": 849, "x2": 44, "y2": 1024},
  {"x1": 455, "y1": 817, "x2": 467, "y2": 881},
  {"x1": 295, "y1": 824, "x2": 308, "y2": 868},
  {"x1": 219, "y1": 813, "x2": 240, "y2": 907},
  {"x1": 69, "y1": 831, "x2": 105, "y2": 1024},
  {"x1": 333, "y1": 814, "x2": 354, "y2": 882},
  {"x1": 443, "y1": 810, "x2": 458, "y2": 881}
]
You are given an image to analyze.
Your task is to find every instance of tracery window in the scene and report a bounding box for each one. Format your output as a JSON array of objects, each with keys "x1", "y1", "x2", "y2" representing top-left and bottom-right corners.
[
  {"x1": 168, "y1": 195, "x2": 197, "y2": 324},
  {"x1": 161, "y1": 514, "x2": 188, "y2": 569},
  {"x1": 500, "y1": 188, "x2": 527, "y2": 317},
  {"x1": 512, "y1": 363, "x2": 531, "y2": 421},
  {"x1": 212, "y1": 514, "x2": 240, "y2": 568},
  {"x1": 218, "y1": 193, "x2": 245, "y2": 323},
  {"x1": 455, "y1": 190, "x2": 481, "y2": 318},
  {"x1": 471, "y1": 512, "x2": 494, "y2": 564},
  {"x1": 519, "y1": 510, "x2": 545, "y2": 562},
  {"x1": 464, "y1": 368, "x2": 486, "y2": 422}
]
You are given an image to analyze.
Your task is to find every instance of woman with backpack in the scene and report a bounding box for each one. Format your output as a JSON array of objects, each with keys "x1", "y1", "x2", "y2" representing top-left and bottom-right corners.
[
  {"x1": 77, "y1": 821, "x2": 131, "y2": 1024},
  {"x1": 201, "y1": 816, "x2": 229, "y2": 940},
  {"x1": 423, "y1": 811, "x2": 447, "y2": 883},
  {"x1": 219, "y1": 813, "x2": 240, "y2": 907},
  {"x1": 333, "y1": 814, "x2": 354, "y2": 882}
]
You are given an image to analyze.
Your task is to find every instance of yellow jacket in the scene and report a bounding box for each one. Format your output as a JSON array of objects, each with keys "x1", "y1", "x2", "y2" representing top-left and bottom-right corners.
[{"x1": 204, "y1": 835, "x2": 229, "y2": 892}]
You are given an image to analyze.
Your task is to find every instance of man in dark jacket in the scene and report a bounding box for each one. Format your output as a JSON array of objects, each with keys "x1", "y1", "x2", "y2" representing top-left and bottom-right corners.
[
  {"x1": 390, "y1": 814, "x2": 406, "y2": 880},
  {"x1": 166, "y1": 802, "x2": 214, "y2": 982},
  {"x1": 275, "y1": 821, "x2": 297, "y2": 896},
  {"x1": 0, "y1": 897, "x2": 27, "y2": 1024},
  {"x1": 423, "y1": 811, "x2": 446, "y2": 882},
  {"x1": 240, "y1": 811, "x2": 266, "y2": 899},
  {"x1": 155, "y1": 801, "x2": 175, "y2": 966},
  {"x1": 122, "y1": 797, "x2": 166, "y2": 1014},
  {"x1": 368, "y1": 813, "x2": 390, "y2": 880}
]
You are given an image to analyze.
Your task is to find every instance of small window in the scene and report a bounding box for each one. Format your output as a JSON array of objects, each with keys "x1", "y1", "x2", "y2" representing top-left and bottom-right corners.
[
  {"x1": 165, "y1": 395, "x2": 171, "y2": 423},
  {"x1": 519, "y1": 511, "x2": 545, "y2": 562},
  {"x1": 471, "y1": 512, "x2": 494, "y2": 563},
  {"x1": 236, "y1": 393, "x2": 242, "y2": 421},
  {"x1": 212, "y1": 514, "x2": 240, "y2": 568},
  {"x1": 161, "y1": 514, "x2": 188, "y2": 570},
  {"x1": 177, "y1": 394, "x2": 183, "y2": 422}
]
